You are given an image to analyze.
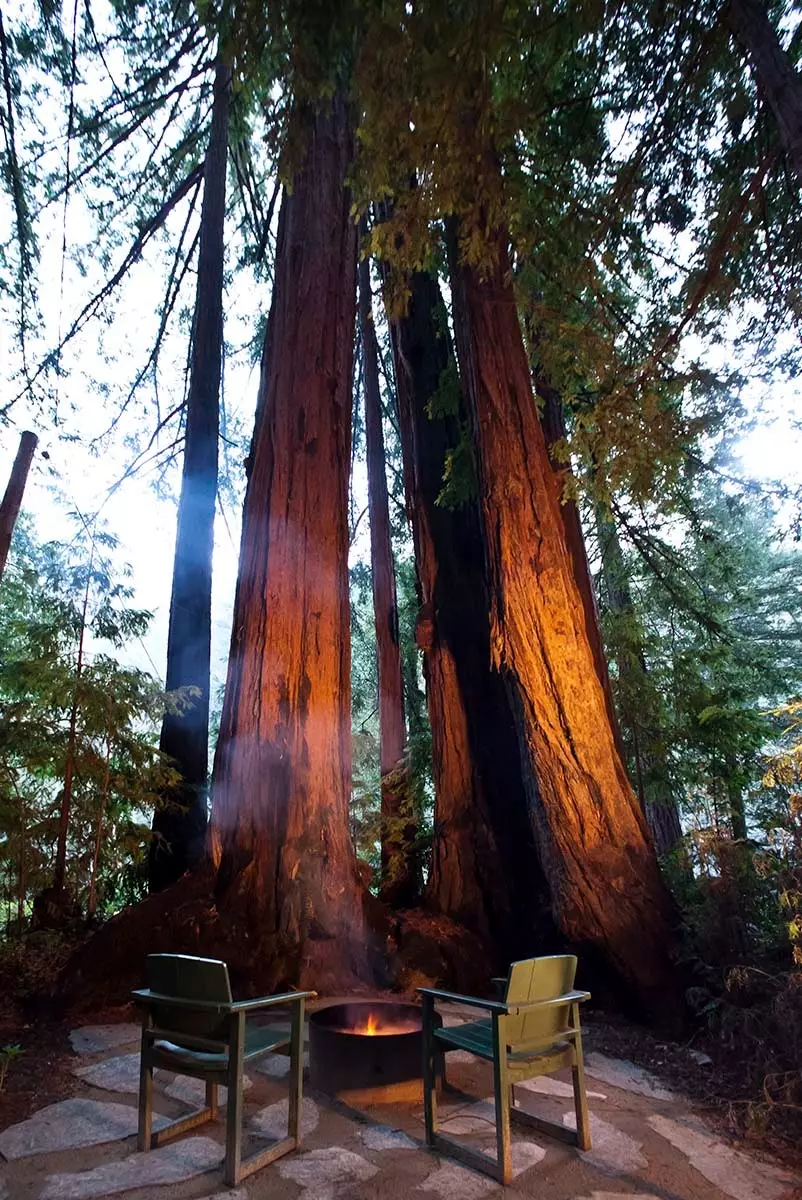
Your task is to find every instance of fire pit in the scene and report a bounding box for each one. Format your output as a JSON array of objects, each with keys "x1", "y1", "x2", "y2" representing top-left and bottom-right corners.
[{"x1": 309, "y1": 1000, "x2": 441, "y2": 1103}]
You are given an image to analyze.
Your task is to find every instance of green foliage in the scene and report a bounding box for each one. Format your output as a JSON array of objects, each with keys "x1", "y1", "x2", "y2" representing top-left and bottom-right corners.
[
  {"x1": 0, "y1": 520, "x2": 174, "y2": 927},
  {"x1": 0, "y1": 1042, "x2": 23, "y2": 1093}
]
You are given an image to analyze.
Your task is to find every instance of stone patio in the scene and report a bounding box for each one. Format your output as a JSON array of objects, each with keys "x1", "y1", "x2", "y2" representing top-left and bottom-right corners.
[{"x1": 0, "y1": 1003, "x2": 799, "y2": 1200}]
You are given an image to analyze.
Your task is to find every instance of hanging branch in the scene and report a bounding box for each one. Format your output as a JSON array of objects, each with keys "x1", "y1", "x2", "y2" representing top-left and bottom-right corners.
[{"x1": 3, "y1": 162, "x2": 204, "y2": 414}]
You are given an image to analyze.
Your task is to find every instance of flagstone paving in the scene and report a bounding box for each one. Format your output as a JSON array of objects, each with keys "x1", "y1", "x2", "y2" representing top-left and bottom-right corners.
[{"x1": 0, "y1": 1010, "x2": 800, "y2": 1200}]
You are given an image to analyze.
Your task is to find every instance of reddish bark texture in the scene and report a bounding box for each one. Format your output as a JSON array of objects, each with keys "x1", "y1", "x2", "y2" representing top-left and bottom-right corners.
[
  {"x1": 387, "y1": 267, "x2": 551, "y2": 961},
  {"x1": 209, "y1": 95, "x2": 374, "y2": 992},
  {"x1": 450, "y1": 229, "x2": 679, "y2": 1019},
  {"x1": 0, "y1": 430, "x2": 37, "y2": 581},
  {"x1": 358, "y1": 248, "x2": 416, "y2": 907}
]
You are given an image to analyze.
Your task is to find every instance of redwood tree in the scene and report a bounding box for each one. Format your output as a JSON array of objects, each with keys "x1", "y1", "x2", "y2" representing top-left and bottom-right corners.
[
  {"x1": 387, "y1": 265, "x2": 550, "y2": 960},
  {"x1": 450, "y1": 226, "x2": 680, "y2": 1018},
  {"x1": 358, "y1": 243, "x2": 415, "y2": 907},
  {"x1": 149, "y1": 60, "x2": 231, "y2": 891},
  {"x1": 209, "y1": 94, "x2": 373, "y2": 990}
]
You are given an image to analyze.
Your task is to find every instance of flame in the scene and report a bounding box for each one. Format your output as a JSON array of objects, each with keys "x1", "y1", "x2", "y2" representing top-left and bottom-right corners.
[{"x1": 365, "y1": 1011, "x2": 379, "y2": 1036}]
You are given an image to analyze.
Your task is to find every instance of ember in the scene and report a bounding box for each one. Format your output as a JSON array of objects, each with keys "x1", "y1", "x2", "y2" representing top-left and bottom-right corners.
[{"x1": 339, "y1": 1007, "x2": 420, "y2": 1037}]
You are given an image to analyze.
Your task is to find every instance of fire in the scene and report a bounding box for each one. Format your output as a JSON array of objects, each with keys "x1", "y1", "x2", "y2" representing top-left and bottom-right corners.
[{"x1": 353, "y1": 1009, "x2": 381, "y2": 1036}]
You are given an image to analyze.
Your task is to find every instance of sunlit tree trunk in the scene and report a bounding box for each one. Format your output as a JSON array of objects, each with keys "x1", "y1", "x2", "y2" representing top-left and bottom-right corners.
[
  {"x1": 209, "y1": 94, "x2": 373, "y2": 991},
  {"x1": 595, "y1": 506, "x2": 683, "y2": 856},
  {"x1": 358, "y1": 243, "x2": 415, "y2": 907},
  {"x1": 149, "y1": 60, "x2": 231, "y2": 891},
  {"x1": 0, "y1": 430, "x2": 37, "y2": 581},
  {"x1": 387, "y1": 266, "x2": 548, "y2": 959},
  {"x1": 726, "y1": 0, "x2": 802, "y2": 182},
  {"x1": 88, "y1": 730, "x2": 112, "y2": 919},
  {"x1": 449, "y1": 225, "x2": 679, "y2": 1018}
]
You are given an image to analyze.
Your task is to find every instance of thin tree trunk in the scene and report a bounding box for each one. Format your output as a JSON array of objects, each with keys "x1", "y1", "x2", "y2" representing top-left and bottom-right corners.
[
  {"x1": 16, "y1": 783, "x2": 25, "y2": 926},
  {"x1": 209, "y1": 94, "x2": 374, "y2": 992},
  {"x1": 449, "y1": 224, "x2": 680, "y2": 1020},
  {"x1": 386, "y1": 264, "x2": 550, "y2": 960},
  {"x1": 358, "y1": 237, "x2": 415, "y2": 907},
  {"x1": 54, "y1": 554, "x2": 92, "y2": 894},
  {"x1": 595, "y1": 506, "x2": 683, "y2": 856},
  {"x1": 149, "y1": 60, "x2": 231, "y2": 891},
  {"x1": 88, "y1": 731, "x2": 112, "y2": 918},
  {"x1": 0, "y1": 430, "x2": 37, "y2": 580},
  {"x1": 726, "y1": 0, "x2": 802, "y2": 182}
]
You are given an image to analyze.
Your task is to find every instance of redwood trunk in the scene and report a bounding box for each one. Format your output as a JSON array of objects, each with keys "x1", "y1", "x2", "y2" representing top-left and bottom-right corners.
[
  {"x1": 538, "y1": 382, "x2": 625, "y2": 762},
  {"x1": 450, "y1": 228, "x2": 679, "y2": 1018},
  {"x1": 596, "y1": 507, "x2": 683, "y2": 856},
  {"x1": 0, "y1": 430, "x2": 37, "y2": 580},
  {"x1": 387, "y1": 267, "x2": 549, "y2": 960},
  {"x1": 358, "y1": 245, "x2": 415, "y2": 907},
  {"x1": 210, "y1": 95, "x2": 373, "y2": 991},
  {"x1": 150, "y1": 61, "x2": 231, "y2": 891},
  {"x1": 726, "y1": 0, "x2": 802, "y2": 182}
]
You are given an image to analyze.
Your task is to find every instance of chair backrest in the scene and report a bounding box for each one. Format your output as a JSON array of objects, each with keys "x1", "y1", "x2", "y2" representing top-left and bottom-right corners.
[
  {"x1": 146, "y1": 954, "x2": 233, "y2": 1045},
  {"x1": 503, "y1": 954, "x2": 577, "y2": 1049}
]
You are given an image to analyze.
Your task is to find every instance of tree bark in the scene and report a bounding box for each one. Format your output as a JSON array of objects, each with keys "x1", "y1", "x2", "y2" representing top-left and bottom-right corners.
[
  {"x1": 0, "y1": 430, "x2": 37, "y2": 581},
  {"x1": 358, "y1": 240, "x2": 416, "y2": 907},
  {"x1": 595, "y1": 506, "x2": 683, "y2": 856},
  {"x1": 725, "y1": 0, "x2": 802, "y2": 183},
  {"x1": 537, "y1": 381, "x2": 626, "y2": 763},
  {"x1": 209, "y1": 94, "x2": 375, "y2": 992},
  {"x1": 386, "y1": 265, "x2": 550, "y2": 961},
  {"x1": 149, "y1": 60, "x2": 231, "y2": 891},
  {"x1": 449, "y1": 225, "x2": 680, "y2": 1019}
]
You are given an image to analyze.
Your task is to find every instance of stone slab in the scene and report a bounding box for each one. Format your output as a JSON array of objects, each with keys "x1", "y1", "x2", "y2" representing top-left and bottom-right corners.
[
  {"x1": 253, "y1": 1050, "x2": 309, "y2": 1079},
  {"x1": 74, "y1": 1052, "x2": 142, "y2": 1094},
  {"x1": 0, "y1": 1097, "x2": 168, "y2": 1160},
  {"x1": 38, "y1": 1135, "x2": 223, "y2": 1199},
  {"x1": 585, "y1": 1053, "x2": 676, "y2": 1102},
  {"x1": 562, "y1": 1110, "x2": 647, "y2": 1175},
  {"x1": 360, "y1": 1124, "x2": 418, "y2": 1151},
  {"x1": 249, "y1": 1097, "x2": 319, "y2": 1141},
  {"x1": 278, "y1": 1145, "x2": 377, "y2": 1199},
  {"x1": 165, "y1": 1072, "x2": 252, "y2": 1107},
  {"x1": 648, "y1": 1113, "x2": 800, "y2": 1200},
  {"x1": 419, "y1": 1161, "x2": 496, "y2": 1199},
  {"x1": 516, "y1": 1076, "x2": 607, "y2": 1100},
  {"x1": 69, "y1": 1024, "x2": 140, "y2": 1055}
]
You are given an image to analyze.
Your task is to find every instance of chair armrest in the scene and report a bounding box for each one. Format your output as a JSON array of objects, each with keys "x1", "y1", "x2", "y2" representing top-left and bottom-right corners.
[
  {"x1": 417, "y1": 987, "x2": 508, "y2": 1014},
  {"x1": 230, "y1": 990, "x2": 317, "y2": 1013},
  {"x1": 132, "y1": 989, "x2": 230, "y2": 1013},
  {"x1": 506, "y1": 989, "x2": 590, "y2": 1015}
]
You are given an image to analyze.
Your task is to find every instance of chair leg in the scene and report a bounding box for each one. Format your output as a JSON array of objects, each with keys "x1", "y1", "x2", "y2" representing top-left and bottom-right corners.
[
  {"x1": 224, "y1": 1012, "x2": 245, "y2": 1186},
  {"x1": 492, "y1": 1015, "x2": 512, "y2": 1186},
  {"x1": 422, "y1": 994, "x2": 438, "y2": 1147},
  {"x1": 137, "y1": 1025, "x2": 153, "y2": 1152},
  {"x1": 288, "y1": 997, "x2": 304, "y2": 1143},
  {"x1": 206, "y1": 1080, "x2": 218, "y2": 1122},
  {"x1": 572, "y1": 1015, "x2": 591, "y2": 1151}
]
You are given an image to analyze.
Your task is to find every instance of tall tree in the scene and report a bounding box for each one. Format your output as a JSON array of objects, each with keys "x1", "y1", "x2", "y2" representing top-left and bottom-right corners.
[
  {"x1": 0, "y1": 430, "x2": 37, "y2": 581},
  {"x1": 149, "y1": 59, "x2": 231, "y2": 891},
  {"x1": 209, "y1": 93, "x2": 374, "y2": 991},
  {"x1": 725, "y1": 0, "x2": 802, "y2": 183},
  {"x1": 357, "y1": 238, "x2": 415, "y2": 907},
  {"x1": 449, "y1": 223, "x2": 679, "y2": 1019},
  {"x1": 386, "y1": 263, "x2": 549, "y2": 959}
]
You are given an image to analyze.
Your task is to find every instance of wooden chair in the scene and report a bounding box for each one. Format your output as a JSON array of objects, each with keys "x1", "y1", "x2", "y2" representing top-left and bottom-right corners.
[
  {"x1": 419, "y1": 954, "x2": 591, "y2": 1185},
  {"x1": 132, "y1": 953, "x2": 314, "y2": 1186}
]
